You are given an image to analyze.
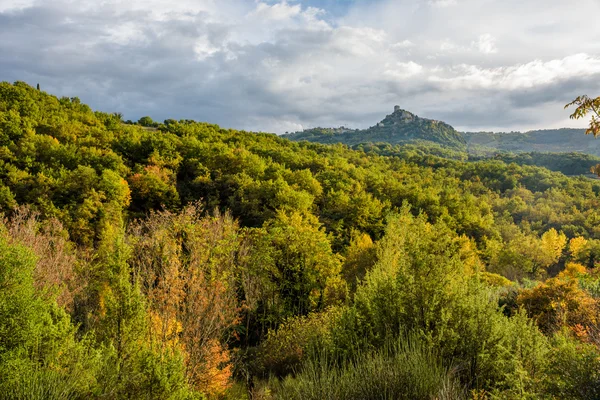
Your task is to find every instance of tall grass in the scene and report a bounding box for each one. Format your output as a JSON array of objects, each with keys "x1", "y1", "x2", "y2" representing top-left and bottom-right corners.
[
  {"x1": 2, "y1": 368, "x2": 84, "y2": 400},
  {"x1": 272, "y1": 333, "x2": 464, "y2": 400}
]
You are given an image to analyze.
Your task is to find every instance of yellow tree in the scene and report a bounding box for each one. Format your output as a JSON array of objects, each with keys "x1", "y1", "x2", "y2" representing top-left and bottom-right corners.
[
  {"x1": 569, "y1": 236, "x2": 588, "y2": 260},
  {"x1": 342, "y1": 230, "x2": 377, "y2": 293},
  {"x1": 518, "y1": 277, "x2": 598, "y2": 335},
  {"x1": 538, "y1": 229, "x2": 567, "y2": 269}
]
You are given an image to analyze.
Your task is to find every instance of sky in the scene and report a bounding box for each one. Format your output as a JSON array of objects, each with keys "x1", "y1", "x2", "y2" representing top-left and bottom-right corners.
[{"x1": 1, "y1": 0, "x2": 600, "y2": 134}]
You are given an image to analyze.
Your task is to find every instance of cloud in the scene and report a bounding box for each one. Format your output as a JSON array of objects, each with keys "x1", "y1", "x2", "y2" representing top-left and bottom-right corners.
[
  {"x1": 428, "y1": 0, "x2": 457, "y2": 8},
  {"x1": 0, "y1": 0, "x2": 599, "y2": 133},
  {"x1": 429, "y1": 54, "x2": 600, "y2": 91},
  {"x1": 0, "y1": 0, "x2": 35, "y2": 12},
  {"x1": 392, "y1": 39, "x2": 414, "y2": 48},
  {"x1": 472, "y1": 33, "x2": 497, "y2": 54},
  {"x1": 385, "y1": 61, "x2": 423, "y2": 79},
  {"x1": 250, "y1": 2, "x2": 302, "y2": 21}
]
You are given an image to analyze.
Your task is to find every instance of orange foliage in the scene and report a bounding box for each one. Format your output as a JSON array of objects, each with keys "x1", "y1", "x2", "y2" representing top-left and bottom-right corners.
[
  {"x1": 518, "y1": 277, "x2": 598, "y2": 335},
  {"x1": 189, "y1": 339, "x2": 232, "y2": 397},
  {"x1": 5, "y1": 207, "x2": 80, "y2": 311},
  {"x1": 128, "y1": 204, "x2": 242, "y2": 395},
  {"x1": 557, "y1": 262, "x2": 587, "y2": 280}
]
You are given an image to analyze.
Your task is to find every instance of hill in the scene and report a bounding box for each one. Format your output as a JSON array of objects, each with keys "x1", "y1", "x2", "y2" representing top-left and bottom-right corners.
[
  {"x1": 285, "y1": 108, "x2": 600, "y2": 175},
  {"x1": 283, "y1": 106, "x2": 467, "y2": 150},
  {"x1": 464, "y1": 128, "x2": 600, "y2": 156},
  {"x1": 4, "y1": 81, "x2": 600, "y2": 399},
  {"x1": 287, "y1": 112, "x2": 600, "y2": 158}
]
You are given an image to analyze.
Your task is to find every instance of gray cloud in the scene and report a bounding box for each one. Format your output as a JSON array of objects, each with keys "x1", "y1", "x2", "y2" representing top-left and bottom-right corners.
[{"x1": 1, "y1": 0, "x2": 599, "y2": 133}]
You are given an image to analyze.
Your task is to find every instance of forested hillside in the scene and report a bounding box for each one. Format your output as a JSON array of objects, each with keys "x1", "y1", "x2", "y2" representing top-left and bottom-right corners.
[
  {"x1": 283, "y1": 107, "x2": 467, "y2": 150},
  {"x1": 285, "y1": 109, "x2": 600, "y2": 176},
  {"x1": 464, "y1": 128, "x2": 600, "y2": 156},
  {"x1": 358, "y1": 142, "x2": 600, "y2": 176},
  {"x1": 3, "y1": 81, "x2": 600, "y2": 399},
  {"x1": 284, "y1": 110, "x2": 599, "y2": 158}
]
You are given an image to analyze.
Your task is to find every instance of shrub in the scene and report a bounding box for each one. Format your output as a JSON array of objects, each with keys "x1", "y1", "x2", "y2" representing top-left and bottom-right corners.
[{"x1": 257, "y1": 307, "x2": 341, "y2": 377}]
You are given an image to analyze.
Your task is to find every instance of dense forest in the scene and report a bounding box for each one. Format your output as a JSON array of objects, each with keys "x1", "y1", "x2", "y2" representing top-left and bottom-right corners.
[
  {"x1": 284, "y1": 108, "x2": 600, "y2": 177},
  {"x1": 353, "y1": 141, "x2": 600, "y2": 177},
  {"x1": 285, "y1": 108, "x2": 600, "y2": 158},
  {"x1": 3, "y1": 81, "x2": 600, "y2": 399},
  {"x1": 283, "y1": 107, "x2": 466, "y2": 150},
  {"x1": 463, "y1": 128, "x2": 600, "y2": 156}
]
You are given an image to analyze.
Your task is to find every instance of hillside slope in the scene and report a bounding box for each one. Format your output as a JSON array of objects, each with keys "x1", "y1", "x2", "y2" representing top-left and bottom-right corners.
[
  {"x1": 283, "y1": 106, "x2": 467, "y2": 150},
  {"x1": 464, "y1": 128, "x2": 600, "y2": 156},
  {"x1": 285, "y1": 108, "x2": 600, "y2": 158}
]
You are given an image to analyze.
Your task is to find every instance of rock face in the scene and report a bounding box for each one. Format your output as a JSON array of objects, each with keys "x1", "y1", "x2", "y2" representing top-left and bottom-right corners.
[
  {"x1": 383, "y1": 107, "x2": 416, "y2": 125},
  {"x1": 283, "y1": 106, "x2": 467, "y2": 150}
]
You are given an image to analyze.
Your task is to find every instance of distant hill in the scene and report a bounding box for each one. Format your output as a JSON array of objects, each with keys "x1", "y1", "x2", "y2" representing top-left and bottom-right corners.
[
  {"x1": 464, "y1": 128, "x2": 600, "y2": 156},
  {"x1": 285, "y1": 108, "x2": 600, "y2": 157},
  {"x1": 283, "y1": 106, "x2": 467, "y2": 150},
  {"x1": 283, "y1": 108, "x2": 600, "y2": 176},
  {"x1": 474, "y1": 152, "x2": 600, "y2": 177}
]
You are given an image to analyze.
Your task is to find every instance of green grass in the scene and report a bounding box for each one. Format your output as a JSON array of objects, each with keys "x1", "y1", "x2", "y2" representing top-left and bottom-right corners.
[{"x1": 271, "y1": 334, "x2": 464, "y2": 400}]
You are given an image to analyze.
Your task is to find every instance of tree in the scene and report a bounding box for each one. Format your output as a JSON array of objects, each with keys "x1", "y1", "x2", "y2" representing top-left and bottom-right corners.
[
  {"x1": 333, "y1": 209, "x2": 548, "y2": 395},
  {"x1": 262, "y1": 211, "x2": 345, "y2": 319},
  {"x1": 517, "y1": 277, "x2": 598, "y2": 335},
  {"x1": 566, "y1": 95, "x2": 600, "y2": 174},
  {"x1": 138, "y1": 116, "x2": 154, "y2": 126},
  {"x1": 128, "y1": 205, "x2": 241, "y2": 396},
  {"x1": 81, "y1": 217, "x2": 192, "y2": 398},
  {"x1": 342, "y1": 230, "x2": 377, "y2": 293},
  {"x1": 566, "y1": 95, "x2": 600, "y2": 137},
  {"x1": 543, "y1": 333, "x2": 600, "y2": 399},
  {"x1": 0, "y1": 225, "x2": 95, "y2": 398}
]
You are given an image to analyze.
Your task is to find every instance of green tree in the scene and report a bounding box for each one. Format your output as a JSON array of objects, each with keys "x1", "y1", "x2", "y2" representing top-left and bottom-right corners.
[
  {"x1": 262, "y1": 211, "x2": 345, "y2": 319},
  {"x1": 333, "y1": 209, "x2": 548, "y2": 395},
  {"x1": 0, "y1": 227, "x2": 96, "y2": 398},
  {"x1": 84, "y1": 221, "x2": 191, "y2": 398},
  {"x1": 138, "y1": 116, "x2": 155, "y2": 127},
  {"x1": 543, "y1": 332, "x2": 600, "y2": 399}
]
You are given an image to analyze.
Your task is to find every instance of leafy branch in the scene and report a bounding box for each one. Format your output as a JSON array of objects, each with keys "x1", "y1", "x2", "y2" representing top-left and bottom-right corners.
[{"x1": 565, "y1": 95, "x2": 600, "y2": 137}]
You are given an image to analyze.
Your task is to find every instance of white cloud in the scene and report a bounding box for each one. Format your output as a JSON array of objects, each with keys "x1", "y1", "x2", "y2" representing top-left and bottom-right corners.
[
  {"x1": 0, "y1": 0, "x2": 34, "y2": 12},
  {"x1": 385, "y1": 61, "x2": 423, "y2": 79},
  {"x1": 392, "y1": 39, "x2": 414, "y2": 48},
  {"x1": 438, "y1": 34, "x2": 498, "y2": 55},
  {"x1": 472, "y1": 33, "x2": 497, "y2": 54},
  {"x1": 250, "y1": 1, "x2": 301, "y2": 21},
  {"x1": 440, "y1": 39, "x2": 463, "y2": 52},
  {"x1": 193, "y1": 35, "x2": 219, "y2": 60},
  {"x1": 428, "y1": 0, "x2": 457, "y2": 7},
  {"x1": 1, "y1": 0, "x2": 599, "y2": 133},
  {"x1": 430, "y1": 54, "x2": 600, "y2": 91}
]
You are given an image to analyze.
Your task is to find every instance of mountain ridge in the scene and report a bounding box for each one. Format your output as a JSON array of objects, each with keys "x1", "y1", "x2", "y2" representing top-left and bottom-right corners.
[
  {"x1": 284, "y1": 107, "x2": 600, "y2": 157},
  {"x1": 283, "y1": 106, "x2": 467, "y2": 150}
]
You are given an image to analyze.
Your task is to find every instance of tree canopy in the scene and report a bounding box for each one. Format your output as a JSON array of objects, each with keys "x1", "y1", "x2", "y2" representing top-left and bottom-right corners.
[{"x1": 2, "y1": 81, "x2": 600, "y2": 398}]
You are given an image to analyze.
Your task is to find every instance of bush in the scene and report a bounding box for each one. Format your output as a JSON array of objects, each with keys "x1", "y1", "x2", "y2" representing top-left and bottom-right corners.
[
  {"x1": 0, "y1": 228, "x2": 97, "y2": 398},
  {"x1": 257, "y1": 308, "x2": 341, "y2": 377},
  {"x1": 328, "y1": 210, "x2": 549, "y2": 396},
  {"x1": 543, "y1": 332, "x2": 600, "y2": 399}
]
